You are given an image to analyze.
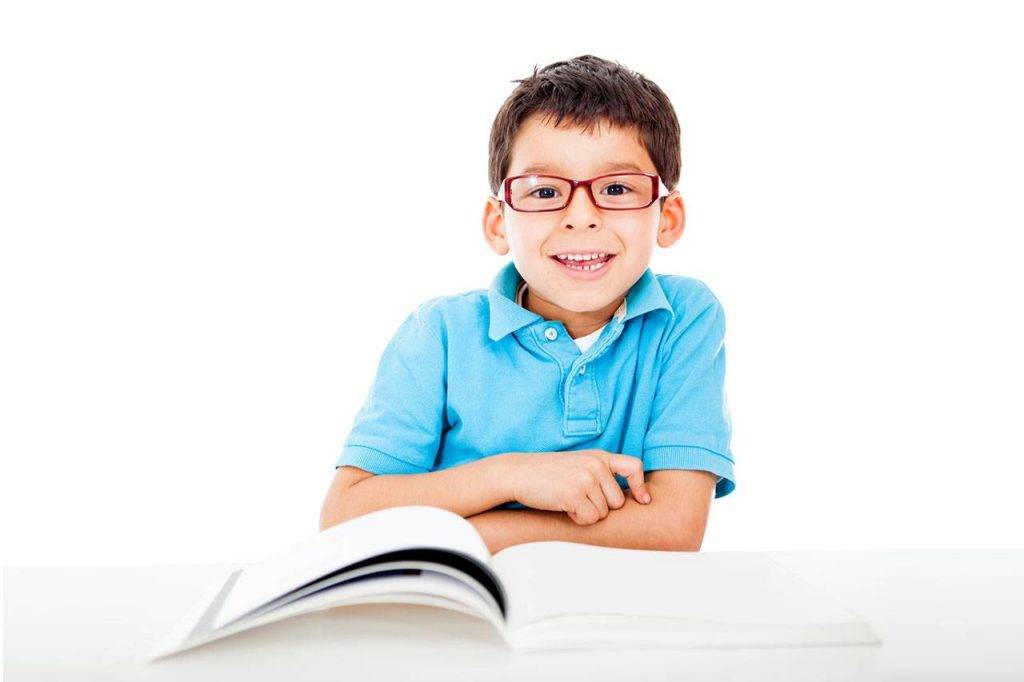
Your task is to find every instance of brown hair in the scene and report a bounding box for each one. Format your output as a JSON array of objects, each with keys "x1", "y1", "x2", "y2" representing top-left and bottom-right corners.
[{"x1": 488, "y1": 55, "x2": 681, "y2": 207}]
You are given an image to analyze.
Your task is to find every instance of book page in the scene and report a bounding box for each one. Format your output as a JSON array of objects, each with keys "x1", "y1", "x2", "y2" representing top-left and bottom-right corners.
[
  {"x1": 244, "y1": 559, "x2": 502, "y2": 622},
  {"x1": 151, "y1": 570, "x2": 507, "y2": 660},
  {"x1": 214, "y1": 505, "x2": 492, "y2": 629},
  {"x1": 491, "y1": 542, "x2": 874, "y2": 631}
]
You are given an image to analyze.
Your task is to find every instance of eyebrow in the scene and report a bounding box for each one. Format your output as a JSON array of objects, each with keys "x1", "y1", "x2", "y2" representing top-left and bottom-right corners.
[{"x1": 518, "y1": 161, "x2": 647, "y2": 175}]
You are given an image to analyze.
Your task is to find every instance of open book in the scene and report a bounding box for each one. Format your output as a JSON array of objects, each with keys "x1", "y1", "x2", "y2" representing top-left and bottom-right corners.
[{"x1": 150, "y1": 506, "x2": 881, "y2": 659}]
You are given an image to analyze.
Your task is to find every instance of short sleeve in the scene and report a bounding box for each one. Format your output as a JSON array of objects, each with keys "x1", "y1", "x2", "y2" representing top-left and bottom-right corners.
[
  {"x1": 335, "y1": 304, "x2": 446, "y2": 475},
  {"x1": 642, "y1": 293, "x2": 736, "y2": 498}
]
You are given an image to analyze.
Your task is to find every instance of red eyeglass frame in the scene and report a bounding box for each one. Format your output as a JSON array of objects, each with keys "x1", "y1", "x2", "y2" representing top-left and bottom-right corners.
[{"x1": 498, "y1": 172, "x2": 671, "y2": 212}]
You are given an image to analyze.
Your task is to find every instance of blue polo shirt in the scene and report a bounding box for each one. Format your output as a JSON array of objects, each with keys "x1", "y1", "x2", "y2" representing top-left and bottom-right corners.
[{"x1": 335, "y1": 260, "x2": 736, "y2": 506}]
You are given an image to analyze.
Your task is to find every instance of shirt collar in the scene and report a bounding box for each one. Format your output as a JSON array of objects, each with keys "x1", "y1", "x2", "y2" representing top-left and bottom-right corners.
[{"x1": 486, "y1": 260, "x2": 675, "y2": 342}]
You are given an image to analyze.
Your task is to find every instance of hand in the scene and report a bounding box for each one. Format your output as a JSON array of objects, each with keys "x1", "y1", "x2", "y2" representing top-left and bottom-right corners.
[{"x1": 507, "y1": 449, "x2": 651, "y2": 526}]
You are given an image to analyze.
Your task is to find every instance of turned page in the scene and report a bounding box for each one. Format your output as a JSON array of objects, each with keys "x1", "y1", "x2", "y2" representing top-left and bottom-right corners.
[
  {"x1": 214, "y1": 505, "x2": 492, "y2": 629},
  {"x1": 490, "y1": 541, "x2": 869, "y2": 632}
]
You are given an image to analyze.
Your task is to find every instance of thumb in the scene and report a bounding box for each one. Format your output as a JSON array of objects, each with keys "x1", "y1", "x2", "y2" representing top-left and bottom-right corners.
[{"x1": 608, "y1": 454, "x2": 651, "y2": 504}]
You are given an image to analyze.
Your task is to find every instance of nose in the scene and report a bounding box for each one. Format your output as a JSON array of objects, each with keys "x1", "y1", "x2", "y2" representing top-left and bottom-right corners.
[{"x1": 562, "y1": 183, "x2": 600, "y2": 230}]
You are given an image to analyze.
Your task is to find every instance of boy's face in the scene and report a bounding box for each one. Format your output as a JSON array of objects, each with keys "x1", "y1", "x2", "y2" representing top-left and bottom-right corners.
[{"x1": 483, "y1": 112, "x2": 685, "y2": 317}]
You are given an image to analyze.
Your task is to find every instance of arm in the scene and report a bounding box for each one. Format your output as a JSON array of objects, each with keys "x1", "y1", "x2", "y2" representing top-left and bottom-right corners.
[
  {"x1": 319, "y1": 454, "x2": 519, "y2": 531},
  {"x1": 465, "y1": 469, "x2": 718, "y2": 554}
]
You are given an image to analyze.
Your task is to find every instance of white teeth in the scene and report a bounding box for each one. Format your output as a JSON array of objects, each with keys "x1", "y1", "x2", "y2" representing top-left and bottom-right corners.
[
  {"x1": 562, "y1": 259, "x2": 609, "y2": 272},
  {"x1": 556, "y1": 252, "x2": 607, "y2": 261},
  {"x1": 553, "y1": 252, "x2": 612, "y2": 272}
]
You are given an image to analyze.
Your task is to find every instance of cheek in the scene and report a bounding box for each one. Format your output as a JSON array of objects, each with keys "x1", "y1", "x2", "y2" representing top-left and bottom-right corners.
[
  {"x1": 620, "y1": 226, "x2": 657, "y2": 254},
  {"x1": 512, "y1": 236, "x2": 554, "y2": 261}
]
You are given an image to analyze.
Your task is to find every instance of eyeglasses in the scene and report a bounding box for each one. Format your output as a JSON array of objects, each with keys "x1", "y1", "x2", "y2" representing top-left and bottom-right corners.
[{"x1": 496, "y1": 172, "x2": 672, "y2": 212}]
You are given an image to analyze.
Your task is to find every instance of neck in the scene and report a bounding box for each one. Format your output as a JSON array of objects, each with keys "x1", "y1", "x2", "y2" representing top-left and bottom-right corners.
[{"x1": 523, "y1": 285, "x2": 620, "y2": 339}]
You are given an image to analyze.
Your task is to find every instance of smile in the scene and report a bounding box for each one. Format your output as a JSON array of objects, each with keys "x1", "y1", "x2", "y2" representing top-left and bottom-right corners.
[{"x1": 550, "y1": 254, "x2": 616, "y2": 280}]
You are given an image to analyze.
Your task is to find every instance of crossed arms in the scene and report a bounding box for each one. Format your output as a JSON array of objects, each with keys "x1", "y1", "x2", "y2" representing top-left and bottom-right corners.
[{"x1": 318, "y1": 451, "x2": 718, "y2": 553}]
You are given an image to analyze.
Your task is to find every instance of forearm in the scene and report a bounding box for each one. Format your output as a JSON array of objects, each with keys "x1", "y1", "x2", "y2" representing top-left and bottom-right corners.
[
  {"x1": 321, "y1": 453, "x2": 519, "y2": 529},
  {"x1": 466, "y1": 480, "x2": 698, "y2": 554}
]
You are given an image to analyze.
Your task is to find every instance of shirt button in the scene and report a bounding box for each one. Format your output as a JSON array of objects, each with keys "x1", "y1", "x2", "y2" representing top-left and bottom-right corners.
[
  {"x1": 579, "y1": 364, "x2": 586, "y2": 374},
  {"x1": 544, "y1": 327, "x2": 558, "y2": 340}
]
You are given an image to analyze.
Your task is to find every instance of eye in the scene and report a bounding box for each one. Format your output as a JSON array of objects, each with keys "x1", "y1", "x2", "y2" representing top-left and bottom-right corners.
[
  {"x1": 601, "y1": 182, "x2": 634, "y2": 196},
  {"x1": 528, "y1": 186, "x2": 560, "y2": 199}
]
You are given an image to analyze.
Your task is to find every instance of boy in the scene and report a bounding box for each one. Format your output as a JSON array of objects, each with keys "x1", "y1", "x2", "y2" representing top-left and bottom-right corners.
[{"x1": 320, "y1": 55, "x2": 735, "y2": 554}]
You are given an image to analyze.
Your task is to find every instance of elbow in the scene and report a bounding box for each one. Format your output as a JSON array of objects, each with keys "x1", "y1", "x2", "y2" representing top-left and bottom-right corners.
[
  {"x1": 680, "y1": 535, "x2": 703, "y2": 552},
  {"x1": 319, "y1": 490, "x2": 356, "y2": 532},
  {"x1": 320, "y1": 466, "x2": 377, "y2": 532},
  {"x1": 662, "y1": 517, "x2": 706, "y2": 552},
  {"x1": 658, "y1": 531, "x2": 701, "y2": 552},
  {"x1": 320, "y1": 503, "x2": 361, "y2": 532},
  {"x1": 319, "y1": 503, "x2": 341, "y2": 532},
  {"x1": 319, "y1": 495, "x2": 361, "y2": 532},
  {"x1": 664, "y1": 509, "x2": 709, "y2": 552},
  {"x1": 318, "y1": 510, "x2": 336, "y2": 533}
]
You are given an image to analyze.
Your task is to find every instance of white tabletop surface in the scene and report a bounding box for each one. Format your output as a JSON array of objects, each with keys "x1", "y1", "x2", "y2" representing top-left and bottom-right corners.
[{"x1": 4, "y1": 549, "x2": 1024, "y2": 681}]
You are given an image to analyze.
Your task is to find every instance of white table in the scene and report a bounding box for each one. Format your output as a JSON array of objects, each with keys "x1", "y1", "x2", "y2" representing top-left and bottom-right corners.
[{"x1": 4, "y1": 549, "x2": 1024, "y2": 681}]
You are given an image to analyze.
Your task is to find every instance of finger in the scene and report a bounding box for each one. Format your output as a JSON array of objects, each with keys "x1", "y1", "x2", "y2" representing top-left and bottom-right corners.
[
  {"x1": 609, "y1": 454, "x2": 651, "y2": 504},
  {"x1": 570, "y1": 496, "x2": 601, "y2": 526},
  {"x1": 596, "y1": 467, "x2": 626, "y2": 509},
  {"x1": 586, "y1": 480, "x2": 609, "y2": 519}
]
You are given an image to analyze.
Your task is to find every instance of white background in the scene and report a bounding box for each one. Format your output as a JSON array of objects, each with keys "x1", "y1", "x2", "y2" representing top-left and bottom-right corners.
[{"x1": 2, "y1": 1, "x2": 1022, "y2": 565}]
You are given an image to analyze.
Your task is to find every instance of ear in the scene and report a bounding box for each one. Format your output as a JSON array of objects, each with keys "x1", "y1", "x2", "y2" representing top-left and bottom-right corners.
[
  {"x1": 656, "y1": 191, "x2": 685, "y2": 248},
  {"x1": 482, "y1": 196, "x2": 510, "y2": 256}
]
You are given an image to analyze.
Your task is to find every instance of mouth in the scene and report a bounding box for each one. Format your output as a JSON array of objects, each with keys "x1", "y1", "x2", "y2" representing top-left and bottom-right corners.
[{"x1": 549, "y1": 253, "x2": 617, "y2": 280}]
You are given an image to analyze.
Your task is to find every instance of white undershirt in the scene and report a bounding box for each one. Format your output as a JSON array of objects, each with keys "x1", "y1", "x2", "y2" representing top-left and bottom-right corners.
[{"x1": 516, "y1": 281, "x2": 607, "y2": 353}]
